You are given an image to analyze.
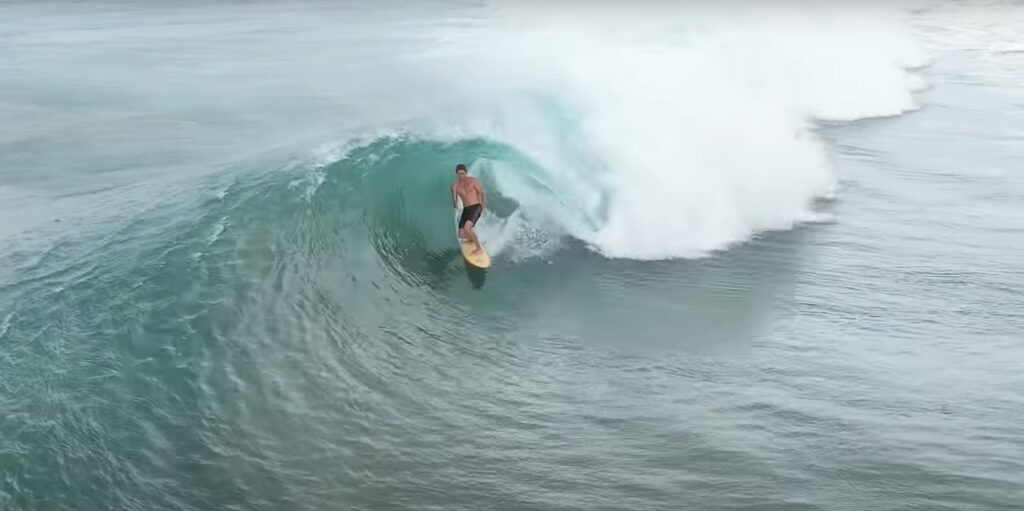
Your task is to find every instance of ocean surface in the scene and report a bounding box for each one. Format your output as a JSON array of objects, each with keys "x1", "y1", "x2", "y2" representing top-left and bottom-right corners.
[{"x1": 1, "y1": 2, "x2": 1023, "y2": 510}]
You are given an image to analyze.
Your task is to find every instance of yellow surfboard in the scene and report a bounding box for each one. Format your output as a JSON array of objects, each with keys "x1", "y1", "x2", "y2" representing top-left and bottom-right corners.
[
  {"x1": 455, "y1": 205, "x2": 491, "y2": 269},
  {"x1": 460, "y1": 239, "x2": 491, "y2": 269}
]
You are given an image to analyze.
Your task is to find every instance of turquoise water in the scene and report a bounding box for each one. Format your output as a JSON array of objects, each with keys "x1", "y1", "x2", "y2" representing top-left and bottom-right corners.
[{"x1": 1, "y1": 3, "x2": 1023, "y2": 510}]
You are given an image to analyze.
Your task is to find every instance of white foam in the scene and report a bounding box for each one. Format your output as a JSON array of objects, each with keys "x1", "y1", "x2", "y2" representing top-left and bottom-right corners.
[
  {"x1": 420, "y1": 3, "x2": 928, "y2": 259},
  {"x1": 475, "y1": 208, "x2": 564, "y2": 263}
]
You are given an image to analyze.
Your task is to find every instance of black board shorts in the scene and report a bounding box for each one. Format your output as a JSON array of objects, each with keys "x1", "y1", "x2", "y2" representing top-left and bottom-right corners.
[{"x1": 459, "y1": 204, "x2": 482, "y2": 228}]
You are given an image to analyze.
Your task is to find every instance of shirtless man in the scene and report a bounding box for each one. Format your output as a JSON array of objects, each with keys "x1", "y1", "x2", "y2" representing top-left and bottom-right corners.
[{"x1": 451, "y1": 163, "x2": 486, "y2": 254}]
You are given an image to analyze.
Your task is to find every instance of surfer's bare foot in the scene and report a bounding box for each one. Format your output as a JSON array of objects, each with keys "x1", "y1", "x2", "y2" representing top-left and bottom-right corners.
[{"x1": 472, "y1": 246, "x2": 483, "y2": 255}]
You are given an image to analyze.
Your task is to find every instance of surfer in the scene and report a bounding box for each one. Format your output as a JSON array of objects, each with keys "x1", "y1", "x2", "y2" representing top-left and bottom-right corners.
[{"x1": 451, "y1": 163, "x2": 486, "y2": 255}]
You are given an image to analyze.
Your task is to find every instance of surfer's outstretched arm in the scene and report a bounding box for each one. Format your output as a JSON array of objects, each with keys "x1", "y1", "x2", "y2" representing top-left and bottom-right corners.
[{"x1": 451, "y1": 184, "x2": 458, "y2": 209}]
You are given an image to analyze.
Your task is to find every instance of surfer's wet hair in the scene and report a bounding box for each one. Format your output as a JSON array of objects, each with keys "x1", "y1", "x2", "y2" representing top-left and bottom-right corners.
[{"x1": 455, "y1": 164, "x2": 467, "y2": 172}]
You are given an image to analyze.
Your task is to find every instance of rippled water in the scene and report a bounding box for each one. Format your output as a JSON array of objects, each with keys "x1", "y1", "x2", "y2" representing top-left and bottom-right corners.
[{"x1": 1, "y1": 2, "x2": 1022, "y2": 510}]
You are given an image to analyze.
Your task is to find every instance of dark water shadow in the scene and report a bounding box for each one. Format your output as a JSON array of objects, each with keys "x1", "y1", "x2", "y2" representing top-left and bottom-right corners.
[
  {"x1": 462, "y1": 260, "x2": 488, "y2": 290},
  {"x1": 447, "y1": 224, "x2": 822, "y2": 355},
  {"x1": 585, "y1": 228, "x2": 815, "y2": 353}
]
